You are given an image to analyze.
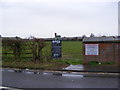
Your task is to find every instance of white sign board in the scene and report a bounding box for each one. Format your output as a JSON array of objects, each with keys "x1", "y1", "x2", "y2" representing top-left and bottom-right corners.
[{"x1": 85, "y1": 44, "x2": 99, "y2": 55}]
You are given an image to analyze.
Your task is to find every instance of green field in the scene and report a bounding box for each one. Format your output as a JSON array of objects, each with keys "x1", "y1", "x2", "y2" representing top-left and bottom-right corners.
[
  {"x1": 62, "y1": 41, "x2": 83, "y2": 60},
  {"x1": 42, "y1": 41, "x2": 83, "y2": 64}
]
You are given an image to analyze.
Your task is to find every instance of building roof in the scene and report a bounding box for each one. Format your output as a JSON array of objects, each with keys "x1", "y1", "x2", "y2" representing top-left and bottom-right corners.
[{"x1": 83, "y1": 37, "x2": 120, "y2": 42}]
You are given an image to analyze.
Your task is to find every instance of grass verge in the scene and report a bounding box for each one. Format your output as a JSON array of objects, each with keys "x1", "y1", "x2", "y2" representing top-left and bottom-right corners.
[
  {"x1": 2, "y1": 60, "x2": 69, "y2": 70},
  {"x1": 2, "y1": 58, "x2": 83, "y2": 70}
]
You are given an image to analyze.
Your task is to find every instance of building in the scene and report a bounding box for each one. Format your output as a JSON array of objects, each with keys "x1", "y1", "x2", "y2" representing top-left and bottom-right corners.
[
  {"x1": 1, "y1": 36, "x2": 21, "y2": 40},
  {"x1": 83, "y1": 37, "x2": 120, "y2": 64}
]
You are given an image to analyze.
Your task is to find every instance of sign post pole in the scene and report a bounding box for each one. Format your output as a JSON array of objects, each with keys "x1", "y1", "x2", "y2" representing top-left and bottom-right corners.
[{"x1": 52, "y1": 33, "x2": 62, "y2": 59}]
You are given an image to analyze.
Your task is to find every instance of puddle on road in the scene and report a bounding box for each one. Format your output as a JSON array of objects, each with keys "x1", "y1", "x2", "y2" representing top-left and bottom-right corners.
[
  {"x1": 7, "y1": 70, "x2": 14, "y2": 72},
  {"x1": 25, "y1": 71, "x2": 34, "y2": 74},
  {"x1": 64, "y1": 65, "x2": 84, "y2": 70},
  {"x1": 62, "y1": 73, "x2": 83, "y2": 77},
  {"x1": 2, "y1": 69, "x2": 14, "y2": 72},
  {"x1": 43, "y1": 72, "x2": 53, "y2": 75}
]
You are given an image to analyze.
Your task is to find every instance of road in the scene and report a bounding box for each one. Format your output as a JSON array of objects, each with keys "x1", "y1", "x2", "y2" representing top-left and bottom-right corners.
[{"x1": 2, "y1": 70, "x2": 119, "y2": 88}]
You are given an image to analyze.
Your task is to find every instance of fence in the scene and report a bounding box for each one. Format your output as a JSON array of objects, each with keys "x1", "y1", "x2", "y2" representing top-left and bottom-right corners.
[
  {"x1": 2, "y1": 38, "x2": 51, "y2": 62},
  {"x1": 1, "y1": 39, "x2": 83, "y2": 62}
]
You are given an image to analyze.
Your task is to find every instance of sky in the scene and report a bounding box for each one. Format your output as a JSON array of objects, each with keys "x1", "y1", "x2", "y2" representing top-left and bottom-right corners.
[{"x1": 0, "y1": 0, "x2": 119, "y2": 38}]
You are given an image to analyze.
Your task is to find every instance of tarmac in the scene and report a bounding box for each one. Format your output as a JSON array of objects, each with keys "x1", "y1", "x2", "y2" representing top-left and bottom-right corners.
[
  {"x1": 1, "y1": 65, "x2": 119, "y2": 89},
  {"x1": 1, "y1": 64, "x2": 120, "y2": 78}
]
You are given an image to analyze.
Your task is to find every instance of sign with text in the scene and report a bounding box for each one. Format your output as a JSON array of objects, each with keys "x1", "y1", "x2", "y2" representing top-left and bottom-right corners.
[
  {"x1": 85, "y1": 44, "x2": 99, "y2": 55},
  {"x1": 52, "y1": 40, "x2": 62, "y2": 58}
]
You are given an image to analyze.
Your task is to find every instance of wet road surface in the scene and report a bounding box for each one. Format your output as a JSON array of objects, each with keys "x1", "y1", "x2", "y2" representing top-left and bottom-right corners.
[{"x1": 2, "y1": 70, "x2": 119, "y2": 88}]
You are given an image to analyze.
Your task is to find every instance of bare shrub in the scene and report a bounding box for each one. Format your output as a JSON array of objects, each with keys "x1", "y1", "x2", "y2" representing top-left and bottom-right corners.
[
  {"x1": 2, "y1": 38, "x2": 23, "y2": 60},
  {"x1": 31, "y1": 38, "x2": 46, "y2": 63}
]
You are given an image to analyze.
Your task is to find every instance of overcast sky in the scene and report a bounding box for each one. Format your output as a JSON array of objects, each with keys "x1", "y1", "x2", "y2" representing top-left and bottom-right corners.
[{"x1": 0, "y1": 0, "x2": 119, "y2": 38}]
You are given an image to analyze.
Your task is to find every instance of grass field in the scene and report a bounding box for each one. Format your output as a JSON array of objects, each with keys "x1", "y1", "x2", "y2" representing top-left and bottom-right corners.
[
  {"x1": 62, "y1": 41, "x2": 83, "y2": 59},
  {"x1": 61, "y1": 41, "x2": 83, "y2": 64},
  {"x1": 42, "y1": 41, "x2": 83, "y2": 64}
]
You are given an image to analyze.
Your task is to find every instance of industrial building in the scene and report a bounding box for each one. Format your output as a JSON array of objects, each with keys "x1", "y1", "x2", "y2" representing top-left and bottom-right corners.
[{"x1": 83, "y1": 37, "x2": 120, "y2": 64}]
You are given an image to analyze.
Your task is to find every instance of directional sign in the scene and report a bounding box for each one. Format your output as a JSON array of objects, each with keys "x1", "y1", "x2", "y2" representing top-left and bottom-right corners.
[{"x1": 52, "y1": 40, "x2": 62, "y2": 58}]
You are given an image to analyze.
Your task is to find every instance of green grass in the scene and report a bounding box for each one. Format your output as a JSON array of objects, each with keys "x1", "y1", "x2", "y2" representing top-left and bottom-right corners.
[
  {"x1": 62, "y1": 41, "x2": 83, "y2": 61},
  {"x1": 42, "y1": 41, "x2": 83, "y2": 64},
  {"x1": 88, "y1": 61, "x2": 116, "y2": 66},
  {"x1": 2, "y1": 60, "x2": 68, "y2": 69},
  {"x1": 42, "y1": 41, "x2": 83, "y2": 63},
  {"x1": 51, "y1": 59, "x2": 83, "y2": 65},
  {"x1": 42, "y1": 41, "x2": 51, "y2": 56},
  {"x1": 101, "y1": 62, "x2": 116, "y2": 65},
  {"x1": 62, "y1": 41, "x2": 82, "y2": 53},
  {"x1": 88, "y1": 61, "x2": 99, "y2": 66}
]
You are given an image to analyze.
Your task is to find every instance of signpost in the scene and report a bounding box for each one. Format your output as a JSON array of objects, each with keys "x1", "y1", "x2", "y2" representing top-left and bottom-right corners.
[
  {"x1": 52, "y1": 40, "x2": 62, "y2": 58},
  {"x1": 52, "y1": 33, "x2": 62, "y2": 58}
]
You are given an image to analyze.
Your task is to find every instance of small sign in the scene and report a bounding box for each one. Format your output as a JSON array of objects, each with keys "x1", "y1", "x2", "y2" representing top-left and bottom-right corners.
[
  {"x1": 85, "y1": 44, "x2": 99, "y2": 55},
  {"x1": 52, "y1": 40, "x2": 62, "y2": 58}
]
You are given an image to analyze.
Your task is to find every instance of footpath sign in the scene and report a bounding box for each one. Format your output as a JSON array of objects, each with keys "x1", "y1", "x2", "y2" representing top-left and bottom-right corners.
[{"x1": 52, "y1": 40, "x2": 62, "y2": 58}]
